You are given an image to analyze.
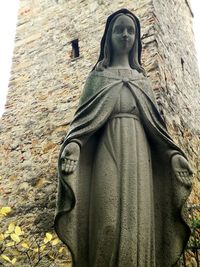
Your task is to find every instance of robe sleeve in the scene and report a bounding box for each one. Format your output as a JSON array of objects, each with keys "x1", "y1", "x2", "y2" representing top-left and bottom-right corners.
[
  {"x1": 63, "y1": 135, "x2": 90, "y2": 149},
  {"x1": 60, "y1": 71, "x2": 121, "y2": 150}
]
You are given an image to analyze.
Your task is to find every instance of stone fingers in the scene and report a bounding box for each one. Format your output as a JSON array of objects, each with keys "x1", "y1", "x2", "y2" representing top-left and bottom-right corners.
[
  {"x1": 60, "y1": 157, "x2": 78, "y2": 174},
  {"x1": 175, "y1": 170, "x2": 192, "y2": 187},
  {"x1": 64, "y1": 158, "x2": 78, "y2": 174},
  {"x1": 61, "y1": 158, "x2": 66, "y2": 172}
]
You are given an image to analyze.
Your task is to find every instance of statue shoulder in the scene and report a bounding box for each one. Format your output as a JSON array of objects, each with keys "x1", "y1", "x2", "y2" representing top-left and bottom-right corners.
[
  {"x1": 134, "y1": 74, "x2": 159, "y2": 108},
  {"x1": 79, "y1": 70, "x2": 108, "y2": 105},
  {"x1": 134, "y1": 74, "x2": 153, "y2": 92}
]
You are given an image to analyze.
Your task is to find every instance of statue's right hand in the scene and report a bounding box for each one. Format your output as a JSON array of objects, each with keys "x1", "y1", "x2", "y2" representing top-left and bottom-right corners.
[{"x1": 60, "y1": 142, "x2": 80, "y2": 174}]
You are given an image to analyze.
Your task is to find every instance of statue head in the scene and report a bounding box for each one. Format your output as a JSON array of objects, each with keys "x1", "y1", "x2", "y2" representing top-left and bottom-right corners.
[
  {"x1": 111, "y1": 14, "x2": 136, "y2": 57},
  {"x1": 93, "y1": 9, "x2": 144, "y2": 74}
]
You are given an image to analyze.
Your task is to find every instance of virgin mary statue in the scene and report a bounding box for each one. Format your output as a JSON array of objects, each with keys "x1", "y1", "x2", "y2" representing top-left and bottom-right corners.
[{"x1": 55, "y1": 9, "x2": 193, "y2": 267}]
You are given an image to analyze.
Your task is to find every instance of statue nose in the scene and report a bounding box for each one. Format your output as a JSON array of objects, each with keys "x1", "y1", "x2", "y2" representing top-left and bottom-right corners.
[{"x1": 123, "y1": 29, "x2": 128, "y2": 37}]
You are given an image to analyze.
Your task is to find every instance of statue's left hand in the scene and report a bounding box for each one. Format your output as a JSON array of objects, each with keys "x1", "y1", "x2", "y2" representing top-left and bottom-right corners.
[
  {"x1": 171, "y1": 154, "x2": 193, "y2": 186},
  {"x1": 60, "y1": 142, "x2": 80, "y2": 174}
]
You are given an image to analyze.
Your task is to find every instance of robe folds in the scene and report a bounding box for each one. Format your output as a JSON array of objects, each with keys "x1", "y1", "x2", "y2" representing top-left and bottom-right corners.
[{"x1": 54, "y1": 69, "x2": 192, "y2": 267}]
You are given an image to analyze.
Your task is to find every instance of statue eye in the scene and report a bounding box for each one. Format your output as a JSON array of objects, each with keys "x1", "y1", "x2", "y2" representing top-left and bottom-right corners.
[
  {"x1": 127, "y1": 27, "x2": 135, "y2": 34},
  {"x1": 114, "y1": 26, "x2": 123, "y2": 34}
]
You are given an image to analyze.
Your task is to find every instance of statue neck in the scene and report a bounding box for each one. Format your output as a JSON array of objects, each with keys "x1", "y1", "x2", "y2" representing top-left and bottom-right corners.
[{"x1": 111, "y1": 53, "x2": 130, "y2": 68}]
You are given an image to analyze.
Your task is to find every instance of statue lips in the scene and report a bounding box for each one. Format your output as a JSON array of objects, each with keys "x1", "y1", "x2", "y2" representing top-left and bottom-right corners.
[{"x1": 120, "y1": 37, "x2": 130, "y2": 48}]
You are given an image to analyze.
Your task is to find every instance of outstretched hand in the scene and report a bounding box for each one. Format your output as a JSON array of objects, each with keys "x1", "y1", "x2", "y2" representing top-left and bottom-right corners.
[
  {"x1": 171, "y1": 154, "x2": 193, "y2": 187},
  {"x1": 60, "y1": 142, "x2": 80, "y2": 174}
]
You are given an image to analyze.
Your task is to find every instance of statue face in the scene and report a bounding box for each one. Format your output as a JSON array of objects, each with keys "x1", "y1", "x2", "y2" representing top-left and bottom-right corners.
[{"x1": 111, "y1": 15, "x2": 136, "y2": 55}]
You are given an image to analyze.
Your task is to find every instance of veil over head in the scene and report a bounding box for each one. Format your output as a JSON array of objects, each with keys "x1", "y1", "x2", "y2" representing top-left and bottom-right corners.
[{"x1": 92, "y1": 8, "x2": 142, "y2": 71}]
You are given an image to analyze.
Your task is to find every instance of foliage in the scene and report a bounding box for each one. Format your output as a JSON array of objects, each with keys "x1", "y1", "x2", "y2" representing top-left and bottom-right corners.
[
  {"x1": 188, "y1": 218, "x2": 200, "y2": 249},
  {"x1": 192, "y1": 219, "x2": 200, "y2": 229},
  {"x1": 182, "y1": 208, "x2": 200, "y2": 267},
  {"x1": 0, "y1": 207, "x2": 71, "y2": 266},
  {"x1": 1, "y1": 206, "x2": 199, "y2": 266}
]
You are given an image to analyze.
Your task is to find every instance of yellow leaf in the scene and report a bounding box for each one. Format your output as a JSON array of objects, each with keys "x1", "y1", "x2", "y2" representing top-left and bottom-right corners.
[
  {"x1": 33, "y1": 247, "x2": 39, "y2": 252},
  {"x1": 46, "y1": 233, "x2": 52, "y2": 241},
  {"x1": 10, "y1": 233, "x2": 20, "y2": 243},
  {"x1": 44, "y1": 237, "x2": 48, "y2": 244},
  {"x1": 48, "y1": 254, "x2": 55, "y2": 260},
  {"x1": 1, "y1": 254, "x2": 12, "y2": 263},
  {"x1": 40, "y1": 244, "x2": 46, "y2": 251},
  {"x1": 0, "y1": 233, "x2": 5, "y2": 241},
  {"x1": 1, "y1": 207, "x2": 11, "y2": 213},
  {"x1": 0, "y1": 207, "x2": 11, "y2": 216},
  {"x1": 21, "y1": 242, "x2": 29, "y2": 249},
  {"x1": 44, "y1": 232, "x2": 52, "y2": 244},
  {"x1": 7, "y1": 223, "x2": 15, "y2": 233},
  {"x1": 52, "y1": 238, "x2": 59, "y2": 246},
  {"x1": 15, "y1": 226, "x2": 22, "y2": 236},
  {"x1": 59, "y1": 247, "x2": 65, "y2": 253},
  {"x1": 11, "y1": 258, "x2": 17, "y2": 265},
  {"x1": 6, "y1": 241, "x2": 15, "y2": 247}
]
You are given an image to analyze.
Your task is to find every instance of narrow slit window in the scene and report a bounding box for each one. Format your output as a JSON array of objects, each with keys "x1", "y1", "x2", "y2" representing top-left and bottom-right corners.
[
  {"x1": 71, "y1": 39, "x2": 80, "y2": 58},
  {"x1": 181, "y1": 57, "x2": 184, "y2": 71}
]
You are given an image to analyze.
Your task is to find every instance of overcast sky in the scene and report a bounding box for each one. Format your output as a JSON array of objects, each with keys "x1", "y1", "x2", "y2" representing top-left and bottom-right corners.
[
  {"x1": 0, "y1": 0, "x2": 199, "y2": 117},
  {"x1": 0, "y1": 0, "x2": 19, "y2": 116}
]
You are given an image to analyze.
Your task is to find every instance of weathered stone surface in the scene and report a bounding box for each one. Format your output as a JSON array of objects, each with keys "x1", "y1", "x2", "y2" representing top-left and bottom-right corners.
[{"x1": 0, "y1": 0, "x2": 199, "y2": 262}]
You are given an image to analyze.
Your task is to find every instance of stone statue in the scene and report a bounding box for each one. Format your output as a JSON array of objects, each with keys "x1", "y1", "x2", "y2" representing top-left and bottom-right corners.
[{"x1": 55, "y1": 9, "x2": 193, "y2": 267}]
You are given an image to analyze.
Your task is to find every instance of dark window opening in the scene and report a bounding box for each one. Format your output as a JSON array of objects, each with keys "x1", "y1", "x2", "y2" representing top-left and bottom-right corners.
[
  {"x1": 181, "y1": 57, "x2": 184, "y2": 71},
  {"x1": 71, "y1": 39, "x2": 80, "y2": 59}
]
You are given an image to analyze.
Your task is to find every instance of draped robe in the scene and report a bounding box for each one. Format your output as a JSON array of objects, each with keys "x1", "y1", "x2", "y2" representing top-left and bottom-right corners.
[{"x1": 55, "y1": 69, "x2": 192, "y2": 267}]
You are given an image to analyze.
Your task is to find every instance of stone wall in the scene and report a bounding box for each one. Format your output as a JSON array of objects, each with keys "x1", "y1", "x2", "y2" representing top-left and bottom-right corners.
[
  {"x1": 152, "y1": 0, "x2": 200, "y2": 202},
  {"x1": 0, "y1": 0, "x2": 199, "y2": 248}
]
